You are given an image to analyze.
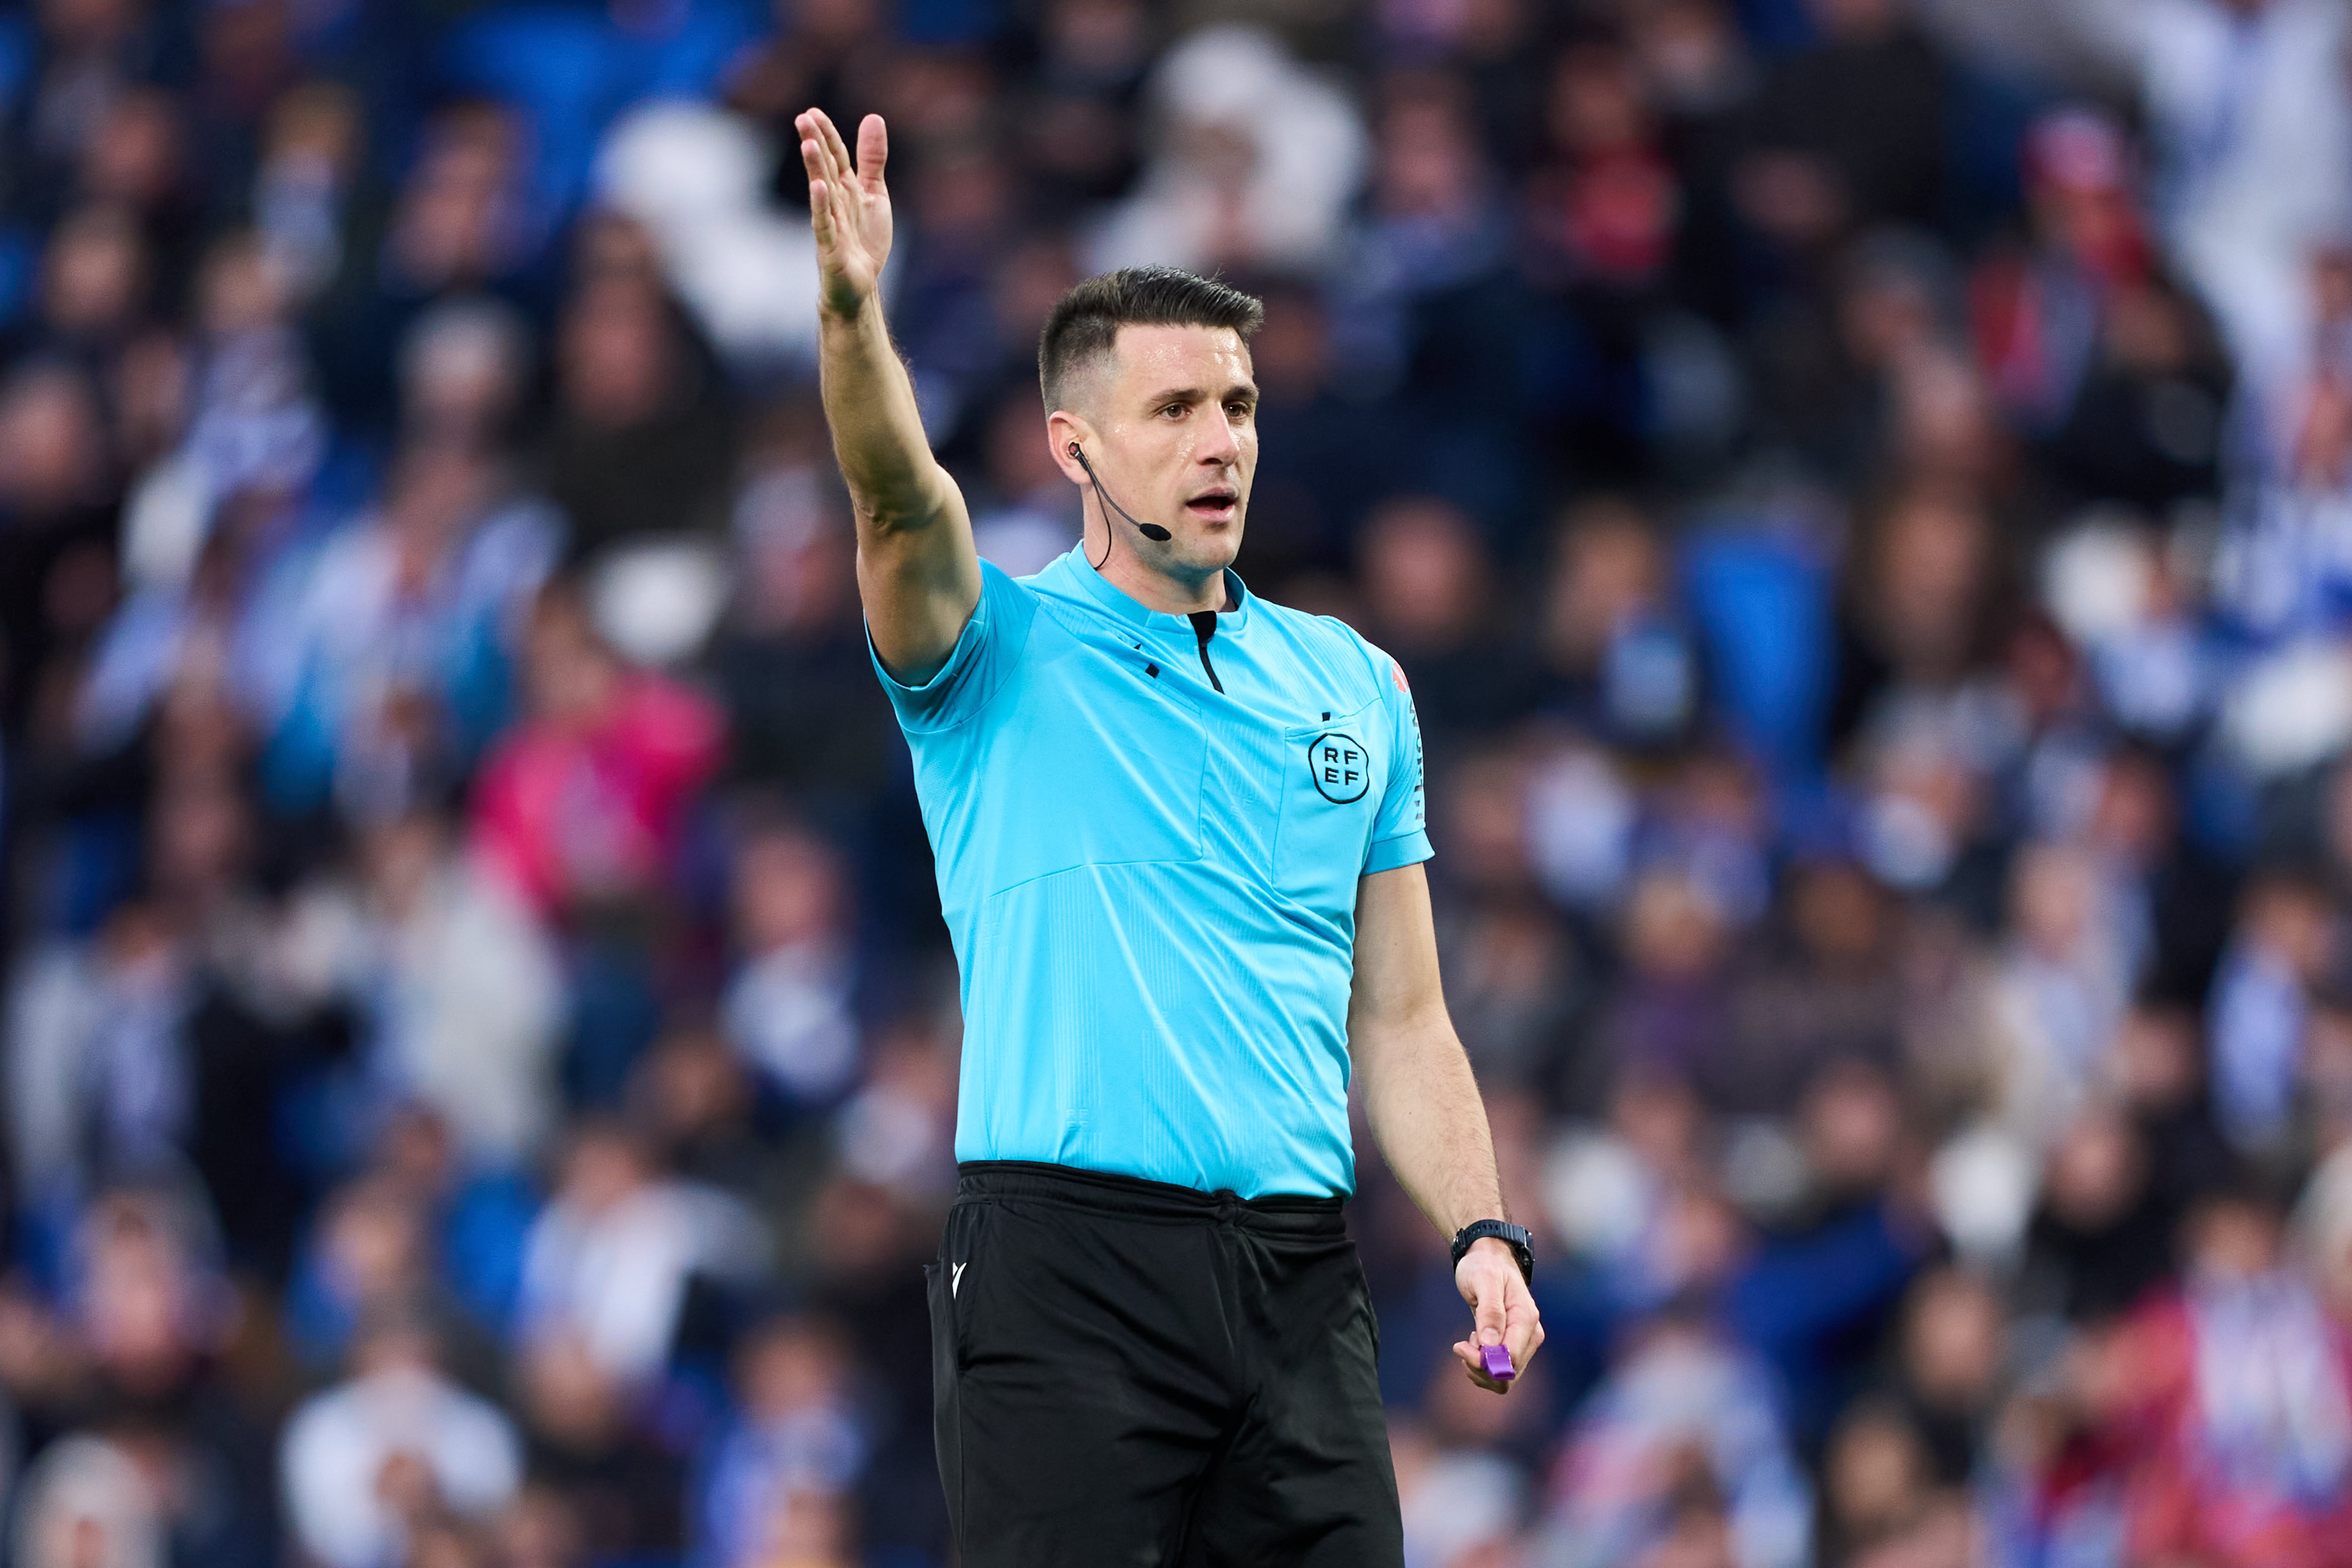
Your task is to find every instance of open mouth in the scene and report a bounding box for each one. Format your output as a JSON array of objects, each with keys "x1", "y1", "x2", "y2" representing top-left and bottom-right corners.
[{"x1": 1185, "y1": 489, "x2": 1239, "y2": 518}]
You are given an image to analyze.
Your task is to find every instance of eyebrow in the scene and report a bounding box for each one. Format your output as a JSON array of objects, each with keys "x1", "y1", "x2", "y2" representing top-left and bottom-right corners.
[{"x1": 1142, "y1": 382, "x2": 1259, "y2": 406}]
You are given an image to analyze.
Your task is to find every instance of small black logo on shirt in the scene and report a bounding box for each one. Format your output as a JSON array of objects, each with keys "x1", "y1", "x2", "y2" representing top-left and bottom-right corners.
[{"x1": 1307, "y1": 733, "x2": 1370, "y2": 803}]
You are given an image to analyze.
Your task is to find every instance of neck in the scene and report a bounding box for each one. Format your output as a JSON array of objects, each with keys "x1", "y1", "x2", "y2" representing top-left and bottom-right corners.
[{"x1": 1086, "y1": 516, "x2": 1232, "y2": 615}]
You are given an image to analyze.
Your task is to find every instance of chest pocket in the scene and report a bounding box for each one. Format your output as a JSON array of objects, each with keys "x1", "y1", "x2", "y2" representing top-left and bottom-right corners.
[{"x1": 1273, "y1": 700, "x2": 1386, "y2": 913}]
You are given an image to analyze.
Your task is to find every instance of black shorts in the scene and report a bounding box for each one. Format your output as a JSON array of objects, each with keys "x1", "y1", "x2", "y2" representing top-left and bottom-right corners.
[{"x1": 923, "y1": 1161, "x2": 1404, "y2": 1567}]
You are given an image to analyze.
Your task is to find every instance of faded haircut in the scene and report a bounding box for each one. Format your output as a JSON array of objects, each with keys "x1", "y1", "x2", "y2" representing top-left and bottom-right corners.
[{"x1": 1037, "y1": 266, "x2": 1264, "y2": 414}]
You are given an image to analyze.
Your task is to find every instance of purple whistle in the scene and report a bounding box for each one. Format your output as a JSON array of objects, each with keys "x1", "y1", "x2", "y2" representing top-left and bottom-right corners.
[{"x1": 1478, "y1": 1344, "x2": 1516, "y2": 1382}]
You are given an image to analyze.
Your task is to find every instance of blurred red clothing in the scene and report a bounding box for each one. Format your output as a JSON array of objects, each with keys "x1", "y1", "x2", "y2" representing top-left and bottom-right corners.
[
  {"x1": 2113, "y1": 1285, "x2": 2352, "y2": 1568},
  {"x1": 470, "y1": 673, "x2": 723, "y2": 920}
]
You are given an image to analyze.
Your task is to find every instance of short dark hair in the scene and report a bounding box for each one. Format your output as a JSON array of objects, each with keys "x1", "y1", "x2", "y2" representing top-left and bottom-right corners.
[{"x1": 1037, "y1": 266, "x2": 1264, "y2": 414}]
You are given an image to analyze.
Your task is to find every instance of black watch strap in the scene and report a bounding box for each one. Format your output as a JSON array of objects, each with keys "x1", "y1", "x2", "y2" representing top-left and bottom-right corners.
[{"x1": 1450, "y1": 1219, "x2": 1534, "y2": 1284}]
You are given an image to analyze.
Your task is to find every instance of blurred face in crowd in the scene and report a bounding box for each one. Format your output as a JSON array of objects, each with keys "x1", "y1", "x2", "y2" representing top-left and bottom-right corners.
[
  {"x1": 81, "y1": 89, "x2": 182, "y2": 212},
  {"x1": 1049, "y1": 323, "x2": 1257, "y2": 581},
  {"x1": 79, "y1": 1198, "x2": 205, "y2": 1395},
  {"x1": 40, "y1": 0, "x2": 141, "y2": 51},
  {"x1": 740, "y1": 486, "x2": 857, "y2": 637},
  {"x1": 194, "y1": 233, "x2": 283, "y2": 340},
  {"x1": 1631, "y1": 0, "x2": 1746, "y2": 112},
  {"x1": 519, "y1": 1332, "x2": 626, "y2": 1452},
  {"x1": 1894, "y1": 353, "x2": 2004, "y2": 488},
  {"x1": 522, "y1": 593, "x2": 622, "y2": 730},
  {"x1": 1549, "y1": 43, "x2": 1649, "y2": 156},
  {"x1": 2240, "y1": 875, "x2": 2336, "y2": 980},
  {"x1": 400, "y1": 303, "x2": 526, "y2": 443},
  {"x1": 1376, "y1": 93, "x2": 1484, "y2": 223},
  {"x1": 2185, "y1": 1195, "x2": 2281, "y2": 1283},
  {"x1": 733, "y1": 829, "x2": 848, "y2": 955},
  {"x1": 0, "y1": 365, "x2": 105, "y2": 514},
  {"x1": 908, "y1": 151, "x2": 1010, "y2": 251},
  {"x1": 2294, "y1": 376, "x2": 2352, "y2": 486},
  {"x1": 2109, "y1": 1004, "x2": 2201, "y2": 1112},
  {"x1": 147, "y1": 778, "x2": 250, "y2": 907},
  {"x1": 559, "y1": 278, "x2": 680, "y2": 430},
  {"x1": 1866, "y1": 489, "x2": 1990, "y2": 678},
  {"x1": 43, "y1": 207, "x2": 145, "y2": 338},
  {"x1": 555, "y1": 1124, "x2": 655, "y2": 1216},
  {"x1": 1545, "y1": 499, "x2": 1662, "y2": 669},
  {"x1": 1359, "y1": 497, "x2": 1487, "y2": 648},
  {"x1": 2043, "y1": 1110, "x2": 2147, "y2": 1231},
  {"x1": 1840, "y1": 263, "x2": 1944, "y2": 372},
  {"x1": 390, "y1": 111, "x2": 522, "y2": 286},
  {"x1": 319, "y1": 1178, "x2": 428, "y2": 1308},
  {"x1": 985, "y1": 396, "x2": 1062, "y2": 501},
  {"x1": 496, "y1": 1487, "x2": 585, "y2": 1568},
  {"x1": 1247, "y1": 287, "x2": 1328, "y2": 405},
  {"x1": 1799, "y1": 1060, "x2": 1904, "y2": 1196},
  {"x1": 1790, "y1": 860, "x2": 1888, "y2": 971},
  {"x1": 263, "y1": 79, "x2": 361, "y2": 179},
  {"x1": 1823, "y1": 1402, "x2": 1928, "y2": 1547},
  {"x1": 992, "y1": 237, "x2": 1081, "y2": 351},
  {"x1": 1808, "y1": 0, "x2": 1899, "y2": 40},
  {"x1": 634, "y1": 1030, "x2": 750, "y2": 1150},
  {"x1": 1439, "y1": 749, "x2": 1535, "y2": 895},
  {"x1": 739, "y1": 1318, "x2": 850, "y2": 1422},
  {"x1": 1624, "y1": 870, "x2": 1727, "y2": 983},
  {"x1": 1903, "y1": 1270, "x2": 2003, "y2": 1412},
  {"x1": 2008, "y1": 843, "x2": 2098, "y2": 964},
  {"x1": 384, "y1": 440, "x2": 493, "y2": 580}
]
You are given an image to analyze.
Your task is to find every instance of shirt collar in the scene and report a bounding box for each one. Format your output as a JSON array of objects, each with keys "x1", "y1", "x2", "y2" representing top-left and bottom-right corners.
[{"x1": 1060, "y1": 546, "x2": 1252, "y2": 634}]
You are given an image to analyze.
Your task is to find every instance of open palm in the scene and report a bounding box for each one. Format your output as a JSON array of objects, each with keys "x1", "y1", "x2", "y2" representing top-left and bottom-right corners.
[{"x1": 797, "y1": 108, "x2": 893, "y2": 320}]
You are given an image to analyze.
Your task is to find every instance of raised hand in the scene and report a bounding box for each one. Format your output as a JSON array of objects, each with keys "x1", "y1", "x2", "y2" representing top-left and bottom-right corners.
[{"x1": 798, "y1": 108, "x2": 892, "y2": 321}]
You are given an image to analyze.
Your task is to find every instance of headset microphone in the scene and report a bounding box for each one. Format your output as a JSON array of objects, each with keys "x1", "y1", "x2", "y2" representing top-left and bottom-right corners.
[{"x1": 1068, "y1": 443, "x2": 1173, "y2": 566}]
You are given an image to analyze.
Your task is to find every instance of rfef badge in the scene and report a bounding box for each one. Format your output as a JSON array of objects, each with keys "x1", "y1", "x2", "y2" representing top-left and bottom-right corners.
[{"x1": 1307, "y1": 733, "x2": 1370, "y2": 804}]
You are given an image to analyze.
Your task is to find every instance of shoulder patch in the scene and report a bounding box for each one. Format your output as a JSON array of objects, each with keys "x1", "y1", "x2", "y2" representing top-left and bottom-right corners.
[{"x1": 1391, "y1": 661, "x2": 1410, "y2": 692}]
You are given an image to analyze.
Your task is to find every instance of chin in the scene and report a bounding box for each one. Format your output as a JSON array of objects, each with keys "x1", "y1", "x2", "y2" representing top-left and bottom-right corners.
[
  {"x1": 1172, "y1": 531, "x2": 1242, "y2": 575},
  {"x1": 1170, "y1": 511, "x2": 1243, "y2": 567}
]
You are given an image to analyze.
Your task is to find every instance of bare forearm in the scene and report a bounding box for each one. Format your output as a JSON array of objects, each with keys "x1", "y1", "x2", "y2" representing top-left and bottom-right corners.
[
  {"x1": 1361, "y1": 1011, "x2": 1506, "y2": 1240},
  {"x1": 818, "y1": 298, "x2": 953, "y2": 532},
  {"x1": 799, "y1": 107, "x2": 977, "y2": 680}
]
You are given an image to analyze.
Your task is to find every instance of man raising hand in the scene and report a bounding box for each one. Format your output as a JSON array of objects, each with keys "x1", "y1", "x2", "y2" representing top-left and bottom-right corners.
[{"x1": 799, "y1": 105, "x2": 1541, "y2": 1567}]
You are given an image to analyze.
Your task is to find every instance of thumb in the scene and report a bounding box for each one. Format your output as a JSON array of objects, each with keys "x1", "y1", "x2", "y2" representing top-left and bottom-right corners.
[{"x1": 1470, "y1": 1274, "x2": 1506, "y2": 1348}]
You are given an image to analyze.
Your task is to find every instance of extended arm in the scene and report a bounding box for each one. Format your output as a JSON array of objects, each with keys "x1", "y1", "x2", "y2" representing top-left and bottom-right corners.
[
  {"x1": 1349, "y1": 862, "x2": 1542, "y2": 1393},
  {"x1": 797, "y1": 109, "x2": 979, "y2": 684}
]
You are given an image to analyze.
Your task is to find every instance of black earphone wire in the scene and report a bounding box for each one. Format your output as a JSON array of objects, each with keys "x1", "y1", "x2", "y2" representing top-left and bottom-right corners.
[{"x1": 1070, "y1": 442, "x2": 1168, "y2": 570}]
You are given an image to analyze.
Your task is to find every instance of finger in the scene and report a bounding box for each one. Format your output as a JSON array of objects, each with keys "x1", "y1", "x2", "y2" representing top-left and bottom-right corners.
[
  {"x1": 815, "y1": 109, "x2": 857, "y2": 188},
  {"x1": 800, "y1": 149, "x2": 837, "y2": 222},
  {"x1": 800, "y1": 117, "x2": 843, "y2": 189},
  {"x1": 857, "y1": 112, "x2": 889, "y2": 189},
  {"x1": 1504, "y1": 1297, "x2": 1544, "y2": 1375},
  {"x1": 807, "y1": 177, "x2": 835, "y2": 244},
  {"x1": 1453, "y1": 1339, "x2": 1509, "y2": 1395}
]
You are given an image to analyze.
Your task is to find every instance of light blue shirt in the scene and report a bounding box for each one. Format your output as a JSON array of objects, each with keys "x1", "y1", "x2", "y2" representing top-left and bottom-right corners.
[{"x1": 873, "y1": 547, "x2": 1431, "y2": 1197}]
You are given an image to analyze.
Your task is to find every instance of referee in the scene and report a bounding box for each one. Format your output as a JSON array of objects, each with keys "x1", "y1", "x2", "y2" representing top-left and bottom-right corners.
[{"x1": 797, "y1": 109, "x2": 1543, "y2": 1565}]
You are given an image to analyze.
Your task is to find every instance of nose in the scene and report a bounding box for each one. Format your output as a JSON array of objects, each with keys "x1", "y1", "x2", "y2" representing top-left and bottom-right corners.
[{"x1": 1195, "y1": 411, "x2": 1240, "y2": 467}]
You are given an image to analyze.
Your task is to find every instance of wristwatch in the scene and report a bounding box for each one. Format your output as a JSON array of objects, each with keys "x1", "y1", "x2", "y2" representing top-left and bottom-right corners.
[{"x1": 1451, "y1": 1219, "x2": 1535, "y2": 1284}]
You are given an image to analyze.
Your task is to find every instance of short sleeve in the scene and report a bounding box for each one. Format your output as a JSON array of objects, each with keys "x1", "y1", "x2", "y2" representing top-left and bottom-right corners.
[
  {"x1": 867, "y1": 559, "x2": 1038, "y2": 732},
  {"x1": 1363, "y1": 653, "x2": 1432, "y2": 875}
]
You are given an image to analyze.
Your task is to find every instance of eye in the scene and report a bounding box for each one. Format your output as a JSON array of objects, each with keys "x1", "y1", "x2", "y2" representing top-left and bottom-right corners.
[
  {"x1": 1160, "y1": 402, "x2": 1187, "y2": 419},
  {"x1": 1225, "y1": 400, "x2": 1252, "y2": 419}
]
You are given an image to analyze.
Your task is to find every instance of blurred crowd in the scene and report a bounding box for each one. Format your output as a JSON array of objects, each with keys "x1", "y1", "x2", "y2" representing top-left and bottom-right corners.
[{"x1": 11, "y1": 0, "x2": 2352, "y2": 1565}]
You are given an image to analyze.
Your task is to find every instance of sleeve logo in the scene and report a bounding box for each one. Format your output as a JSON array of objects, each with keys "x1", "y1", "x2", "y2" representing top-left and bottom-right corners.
[{"x1": 1306, "y1": 732, "x2": 1371, "y2": 803}]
